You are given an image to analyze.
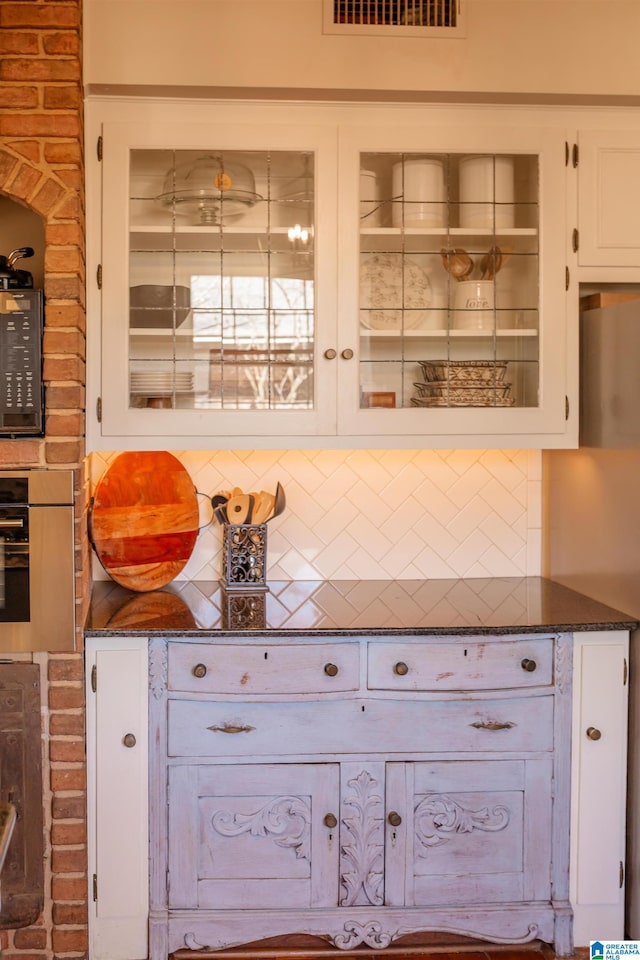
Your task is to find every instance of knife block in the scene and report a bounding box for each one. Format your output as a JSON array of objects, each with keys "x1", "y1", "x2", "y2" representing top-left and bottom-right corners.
[{"x1": 220, "y1": 523, "x2": 268, "y2": 591}]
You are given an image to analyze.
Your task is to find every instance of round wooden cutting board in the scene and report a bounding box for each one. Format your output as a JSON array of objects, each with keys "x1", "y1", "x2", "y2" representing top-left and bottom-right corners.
[{"x1": 90, "y1": 451, "x2": 200, "y2": 592}]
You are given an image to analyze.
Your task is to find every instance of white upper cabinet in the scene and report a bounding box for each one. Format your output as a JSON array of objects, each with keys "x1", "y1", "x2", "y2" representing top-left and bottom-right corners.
[
  {"x1": 576, "y1": 124, "x2": 640, "y2": 269},
  {"x1": 336, "y1": 121, "x2": 569, "y2": 443},
  {"x1": 86, "y1": 100, "x2": 574, "y2": 450}
]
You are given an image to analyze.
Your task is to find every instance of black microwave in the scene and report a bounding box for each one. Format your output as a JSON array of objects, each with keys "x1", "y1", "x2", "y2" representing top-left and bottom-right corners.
[{"x1": 0, "y1": 289, "x2": 44, "y2": 436}]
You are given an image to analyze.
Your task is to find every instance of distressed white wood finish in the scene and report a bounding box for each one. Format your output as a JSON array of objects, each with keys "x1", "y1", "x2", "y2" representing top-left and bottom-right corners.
[
  {"x1": 367, "y1": 637, "x2": 553, "y2": 690},
  {"x1": 168, "y1": 763, "x2": 339, "y2": 909},
  {"x1": 148, "y1": 632, "x2": 574, "y2": 958},
  {"x1": 168, "y1": 695, "x2": 555, "y2": 758},
  {"x1": 168, "y1": 641, "x2": 360, "y2": 694}
]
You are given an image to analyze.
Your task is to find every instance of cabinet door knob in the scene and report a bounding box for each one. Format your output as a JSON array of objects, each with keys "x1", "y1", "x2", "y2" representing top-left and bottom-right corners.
[
  {"x1": 193, "y1": 663, "x2": 207, "y2": 678},
  {"x1": 123, "y1": 733, "x2": 137, "y2": 748},
  {"x1": 324, "y1": 662, "x2": 339, "y2": 677},
  {"x1": 341, "y1": 348, "x2": 354, "y2": 360},
  {"x1": 521, "y1": 658, "x2": 537, "y2": 672},
  {"x1": 394, "y1": 661, "x2": 409, "y2": 676},
  {"x1": 387, "y1": 811, "x2": 402, "y2": 827},
  {"x1": 324, "y1": 348, "x2": 337, "y2": 360},
  {"x1": 586, "y1": 726, "x2": 602, "y2": 741},
  {"x1": 323, "y1": 813, "x2": 338, "y2": 828}
]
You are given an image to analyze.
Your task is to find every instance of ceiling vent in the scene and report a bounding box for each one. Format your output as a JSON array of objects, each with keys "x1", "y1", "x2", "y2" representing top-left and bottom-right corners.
[{"x1": 323, "y1": 0, "x2": 464, "y2": 36}]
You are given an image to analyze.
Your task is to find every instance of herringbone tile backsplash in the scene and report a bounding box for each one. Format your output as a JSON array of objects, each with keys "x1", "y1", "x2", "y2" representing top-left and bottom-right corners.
[{"x1": 89, "y1": 448, "x2": 542, "y2": 582}]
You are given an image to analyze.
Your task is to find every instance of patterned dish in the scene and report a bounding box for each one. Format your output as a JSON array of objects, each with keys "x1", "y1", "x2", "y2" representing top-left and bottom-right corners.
[
  {"x1": 418, "y1": 360, "x2": 508, "y2": 383},
  {"x1": 360, "y1": 253, "x2": 431, "y2": 330},
  {"x1": 413, "y1": 381, "x2": 512, "y2": 401},
  {"x1": 411, "y1": 395, "x2": 516, "y2": 408}
]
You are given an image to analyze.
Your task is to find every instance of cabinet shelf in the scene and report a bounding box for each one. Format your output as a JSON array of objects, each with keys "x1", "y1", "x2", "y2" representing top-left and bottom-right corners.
[
  {"x1": 360, "y1": 226, "x2": 538, "y2": 238},
  {"x1": 361, "y1": 328, "x2": 538, "y2": 338}
]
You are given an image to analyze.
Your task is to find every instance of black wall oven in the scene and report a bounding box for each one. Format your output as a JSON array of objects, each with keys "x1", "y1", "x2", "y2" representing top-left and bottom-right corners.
[{"x1": 0, "y1": 471, "x2": 75, "y2": 652}]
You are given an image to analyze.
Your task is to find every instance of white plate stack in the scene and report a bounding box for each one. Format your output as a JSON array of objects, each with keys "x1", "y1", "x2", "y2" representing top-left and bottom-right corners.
[{"x1": 130, "y1": 371, "x2": 194, "y2": 396}]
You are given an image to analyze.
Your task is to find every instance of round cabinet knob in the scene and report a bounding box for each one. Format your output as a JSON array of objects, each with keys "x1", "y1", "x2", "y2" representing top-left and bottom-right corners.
[
  {"x1": 394, "y1": 661, "x2": 409, "y2": 676},
  {"x1": 193, "y1": 663, "x2": 207, "y2": 678},
  {"x1": 521, "y1": 658, "x2": 537, "y2": 672},
  {"x1": 341, "y1": 348, "x2": 354, "y2": 360},
  {"x1": 324, "y1": 662, "x2": 339, "y2": 677},
  {"x1": 586, "y1": 726, "x2": 602, "y2": 741},
  {"x1": 123, "y1": 733, "x2": 137, "y2": 748},
  {"x1": 387, "y1": 811, "x2": 402, "y2": 827},
  {"x1": 323, "y1": 813, "x2": 338, "y2": 829},
  {"x1": 324, "y1": 348, "x2": 337, "y2": 360}
]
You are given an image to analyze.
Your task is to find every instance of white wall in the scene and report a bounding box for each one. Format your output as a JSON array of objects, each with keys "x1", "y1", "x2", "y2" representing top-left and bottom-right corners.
[{"x1": 84, "y1": 0, "x2": 640, "y2": 99}]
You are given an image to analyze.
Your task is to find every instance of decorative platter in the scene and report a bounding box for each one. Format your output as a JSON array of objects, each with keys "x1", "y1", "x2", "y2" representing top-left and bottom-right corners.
[{"x1": 360, "y1": 253, "x2": 431, "y2": 330}]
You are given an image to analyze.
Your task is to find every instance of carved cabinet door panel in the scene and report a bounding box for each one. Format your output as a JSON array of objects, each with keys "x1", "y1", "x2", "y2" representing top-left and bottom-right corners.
[
  {"x1": 168, "y1": 762, "x2": 340, "y2": 910},
  {"x1": 385, "y1": 759, "x2": 553, "y2": 908}
]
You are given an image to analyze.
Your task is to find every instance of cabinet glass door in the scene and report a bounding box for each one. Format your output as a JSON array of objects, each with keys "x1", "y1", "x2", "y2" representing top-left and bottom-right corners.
[
  {"x1": 337, "y1": 124, "x2": 568, "y2": 442},
  {"x1": 98, "y1": 119, "x2": 338, "y2": 443},
  {"x1": 129, "y1": 149, "x2": 315, "y2": 413},
  {"x1": 359, "y1": 152, "x2": 539, "y2": 411}
]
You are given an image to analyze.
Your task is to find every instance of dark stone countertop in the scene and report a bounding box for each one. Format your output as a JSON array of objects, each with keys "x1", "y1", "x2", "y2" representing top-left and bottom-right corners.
[{"x1": 84, "y1": 577, "x2": 638, "y2": 637}]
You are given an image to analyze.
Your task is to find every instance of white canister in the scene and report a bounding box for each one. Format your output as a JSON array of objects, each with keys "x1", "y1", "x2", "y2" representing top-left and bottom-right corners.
[
  {"x1": 453, "y1": 280, "x2": 495, "y2": 330},
  {"x1": 360, "y1": 169, "x2": 382, "y2": 226},
  {"x1": 392, "y1": 157, "x2": 446, "y2": 228},
  {"x1": 458, "y1": 156, "x2": 515, "y2": 229}
]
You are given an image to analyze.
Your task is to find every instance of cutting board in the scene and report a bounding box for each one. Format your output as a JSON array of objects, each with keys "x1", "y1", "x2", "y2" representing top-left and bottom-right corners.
[{"x1": 90, "y1": 451, "x2": 199, "y2": 592}]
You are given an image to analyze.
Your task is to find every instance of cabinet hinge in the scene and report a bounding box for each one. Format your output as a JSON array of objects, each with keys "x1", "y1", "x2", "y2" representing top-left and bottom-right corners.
[
  {"x1": 96, "y1": 264, "x2": 102, "y2": 289},
  {"x1": 96, "y1": 397, "x2": 102, "y2": 423},
  {"x1": 97, "y1": 136, "x2": 103, "y2": 162},
  {"x1": 565, "y1": 265, "x2": 570, "y2": 291},
  {"x1": 565, "y1": 396, "x2": 570, "y2": 421},
  {"x1": 92, "y1": 873, "x2": 98, "y2": 901},
  {"x1": 572, "y1": 228, "x2": 579, "y2": 253},
  {"x1": 620, "y1": 860, "x2": 625, "y2": 888},
  {"x1": 572, "y1": 142, "x2": 579, "y2": 168},
  {"x1": 624, "y1": 657, "x2": 628, "y2": 686},
  {"x1": 91, "y1": 663, "x2": 97, "y2": 693}
]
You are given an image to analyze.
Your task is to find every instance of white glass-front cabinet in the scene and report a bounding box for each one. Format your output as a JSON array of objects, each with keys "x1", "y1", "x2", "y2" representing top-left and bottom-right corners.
[
  {"x1": 87, "y1": 103, "x2": 573, "y2": 450},
  {"x1": 337, "y1": 123, "x2": 570, "y2": 443},
  {"x1": 96, "y1": 116, "x2": 339, "y2": 444}
]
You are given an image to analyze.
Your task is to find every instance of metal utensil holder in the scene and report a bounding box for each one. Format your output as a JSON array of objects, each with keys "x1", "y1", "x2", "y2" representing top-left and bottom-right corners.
[{"x1": 221, "y1": 523, "x2": 268, "y2": 591}]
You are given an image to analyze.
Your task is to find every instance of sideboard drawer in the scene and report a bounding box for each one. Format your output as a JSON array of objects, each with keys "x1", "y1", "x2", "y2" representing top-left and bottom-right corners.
[
  {"x1": 168, "y1": 694, "x2": 554, "y2": 758},
  {"x1": 368, "y1": 638, "x2": 554, "y2": 691},
  {"x1": 168, "y1": 641, "x2": 360, "y2": 694}
]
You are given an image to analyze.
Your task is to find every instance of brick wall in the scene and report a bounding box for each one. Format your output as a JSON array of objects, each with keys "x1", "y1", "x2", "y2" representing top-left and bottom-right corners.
[{"x1": 0, "y1": 2, "x2": 88, "y2": 960}]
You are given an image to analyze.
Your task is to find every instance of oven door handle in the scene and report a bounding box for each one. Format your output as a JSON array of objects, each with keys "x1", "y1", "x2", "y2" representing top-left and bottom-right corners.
[{"x1": 0, "y1": 519, "x2": 24, "y2": 527}]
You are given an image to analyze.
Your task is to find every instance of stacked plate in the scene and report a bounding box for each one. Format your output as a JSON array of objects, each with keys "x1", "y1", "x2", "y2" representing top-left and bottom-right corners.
[
  {"x1": 412, "y1": 360, "x2": 514, "y2": 407},
  {"x1": 130, "y1": 371, "x2": 194, "y2": 397}
]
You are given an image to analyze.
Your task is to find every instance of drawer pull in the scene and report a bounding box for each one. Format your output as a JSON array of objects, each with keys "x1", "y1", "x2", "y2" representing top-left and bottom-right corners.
[
  {"x1": 387, "y1": 811, "x2": 402, "y2": 827},
  {"x1": 122, "y1": 733, "x2": 136, "y2": 748},
  {"x1": 470, "y1": 720, "x2": 516, "y2": 731},
  {"x1": 521, "y1": 658, "x2": 537, "y2": 672},
  {"x1": 207, "y1": 723, "x2": 255, "y2": 734},
  {"x1": 324, "y1": 662, "x2": 339, "y2": 677},
  {"x1": 193, "y1": 663, "x2": 207, "y2": 678},
  {"x1": 323, "y1": 813, "x2": 338, "y2": 828},
  {"x1": 394, "y1": 661, "x2": 409, "y2": 676},
  {"x1": 586, "y1": 726, "x2": 602, "y2": 741}
]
